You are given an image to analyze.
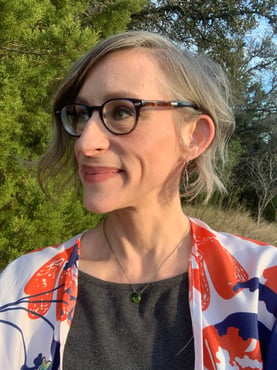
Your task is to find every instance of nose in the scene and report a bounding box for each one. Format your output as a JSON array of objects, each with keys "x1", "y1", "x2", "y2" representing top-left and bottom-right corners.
[{"x1": 74, "y1": 111, "x2": 110, "y2": 156}]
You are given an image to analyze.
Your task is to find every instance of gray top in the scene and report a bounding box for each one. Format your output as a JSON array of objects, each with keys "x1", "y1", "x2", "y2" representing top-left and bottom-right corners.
[{"x1": 63, "y1": 270, "x2": 194, "y2": 369}]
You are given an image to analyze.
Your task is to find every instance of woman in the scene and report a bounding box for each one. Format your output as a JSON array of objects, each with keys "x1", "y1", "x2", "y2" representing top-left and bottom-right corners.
[{"x1": 0, "y1": 31, "x2": 276, "y2": 369}]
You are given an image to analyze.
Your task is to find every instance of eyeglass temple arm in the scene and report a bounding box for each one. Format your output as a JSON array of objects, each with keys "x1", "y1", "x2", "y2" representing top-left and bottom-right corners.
[
  {"x1": 171, "y1": 101, "x2": 199, "y2": 109},
  {"x1": 140, "y1": 100, "x2": 199, "y2": 110}
]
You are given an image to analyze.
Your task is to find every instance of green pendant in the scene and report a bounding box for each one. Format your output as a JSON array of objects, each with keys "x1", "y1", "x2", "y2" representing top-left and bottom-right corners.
[{"x1": 130, "y1": 292, "x2": 142, "y2": 303}]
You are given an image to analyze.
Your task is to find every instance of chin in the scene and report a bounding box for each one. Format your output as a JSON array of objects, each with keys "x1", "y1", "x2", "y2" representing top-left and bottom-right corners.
[
  {"x1": 83, "y1": 203, "x2": 110, "y2": 215},
  {"x1": 83, "y1": 197, "x2": 119, "y2": 215}
]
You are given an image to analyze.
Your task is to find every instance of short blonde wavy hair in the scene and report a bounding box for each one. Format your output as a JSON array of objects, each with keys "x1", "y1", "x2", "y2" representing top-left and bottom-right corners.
[{"x1": 38, "y1": 31, "x2": 235, "y2": 201}]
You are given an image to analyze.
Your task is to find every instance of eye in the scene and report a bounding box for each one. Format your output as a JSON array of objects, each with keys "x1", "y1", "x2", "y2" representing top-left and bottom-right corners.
[
  {"x1": 111, "y1": 106, "x2": 134, "y2": 120},
  {"x1": 72, "y1": 105, "x2": 90, "y2": 135},
  {"x1": 76, "y1": 106, "x2": 90, "y2": 122},
  {"x1": 105, "y1": 100, "x2": 135, "y2": 122}
]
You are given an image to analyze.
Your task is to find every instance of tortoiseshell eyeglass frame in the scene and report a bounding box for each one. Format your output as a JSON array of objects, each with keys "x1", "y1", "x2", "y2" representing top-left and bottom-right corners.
[{"x1": 55, "y1": 98, "x2": 200, "y2": 137}]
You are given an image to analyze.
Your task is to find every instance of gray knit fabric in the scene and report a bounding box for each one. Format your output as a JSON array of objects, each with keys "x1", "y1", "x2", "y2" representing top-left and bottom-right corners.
[{"x1": 63, "y1": 270, "x2": 194, "y2": 369}]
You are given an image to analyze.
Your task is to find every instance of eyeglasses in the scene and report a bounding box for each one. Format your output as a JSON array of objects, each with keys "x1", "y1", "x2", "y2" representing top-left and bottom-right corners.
[{"x1": 55, "y1": 98, "x2": 199, "y2": 137}]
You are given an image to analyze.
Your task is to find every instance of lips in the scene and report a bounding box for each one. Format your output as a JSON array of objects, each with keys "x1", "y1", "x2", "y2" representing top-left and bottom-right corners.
[{"x1": 81, "y1": 165, "x2": 123, "y2": 183}]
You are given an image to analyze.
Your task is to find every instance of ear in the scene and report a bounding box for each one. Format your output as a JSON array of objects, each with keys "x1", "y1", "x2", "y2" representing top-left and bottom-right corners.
[{"x1": 180, "y1": 114, "x2": 215, "y2": 161}]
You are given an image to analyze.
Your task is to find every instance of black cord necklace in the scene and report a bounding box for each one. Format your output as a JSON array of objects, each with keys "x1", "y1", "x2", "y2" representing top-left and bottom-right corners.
[{"x1": 102, "y1": 219, "x2": 189, "y2": 303}]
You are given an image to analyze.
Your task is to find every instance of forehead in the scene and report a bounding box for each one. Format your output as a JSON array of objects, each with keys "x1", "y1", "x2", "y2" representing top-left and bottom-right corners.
[{"x1": 78, "y1": 49, "x2": 168, "y2": 102}]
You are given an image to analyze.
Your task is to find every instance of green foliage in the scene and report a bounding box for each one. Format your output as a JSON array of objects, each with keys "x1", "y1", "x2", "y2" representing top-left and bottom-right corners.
[
  {"x1": 0, "y1": 0, "x2": 147, "y2": 269},
  {"x1": 82, "y1": 0, "x2": 148, "y2": 38},
  {"x1": 0, "y1": 170, "x2": 102, "y2": 270}
]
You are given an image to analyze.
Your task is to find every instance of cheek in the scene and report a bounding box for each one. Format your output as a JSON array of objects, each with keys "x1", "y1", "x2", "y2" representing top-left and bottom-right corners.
[{"x1": 130, "y1": 128, "x2": 184, "y2": 174}]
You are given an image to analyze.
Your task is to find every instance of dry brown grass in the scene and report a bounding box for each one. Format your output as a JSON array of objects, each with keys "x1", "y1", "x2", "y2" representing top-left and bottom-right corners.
[{"x1": 184, "y1": 204, "x2": 277, "y2": 246}]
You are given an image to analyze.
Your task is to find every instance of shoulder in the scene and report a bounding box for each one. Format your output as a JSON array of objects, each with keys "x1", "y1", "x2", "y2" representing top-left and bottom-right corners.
[
  {"x1": 0, "y1": 233, "x2": 83, "y2": 302},
  {"x1": 189, "y1": 218, "x2": 277, "y2": 368},
  {"x1": 190, "y1": 218, "x2": 277, "y2": 320},
  {"x1": 190, "y1": 217, "x2": 277, "y2": 274},
  {"x1": 190, "y1": 217, "x2": 276, "y2": 249}
]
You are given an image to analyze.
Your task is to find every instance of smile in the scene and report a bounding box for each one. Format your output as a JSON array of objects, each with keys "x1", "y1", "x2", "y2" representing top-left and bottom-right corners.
[{"x1": 81, "y1": 166, "x2": 123, "y2": 183}]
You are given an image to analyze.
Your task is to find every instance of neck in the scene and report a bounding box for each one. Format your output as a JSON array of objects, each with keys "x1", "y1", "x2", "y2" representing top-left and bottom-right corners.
[
  {"x1": 102, "y1": 198, "x2": 192, "y2": 282},
  {"x1": 108, "y1": 201, "x2": 188, "y2": 254},
  {"x1": 80, "y1": 195, "x2": 193, "y2": 283}
]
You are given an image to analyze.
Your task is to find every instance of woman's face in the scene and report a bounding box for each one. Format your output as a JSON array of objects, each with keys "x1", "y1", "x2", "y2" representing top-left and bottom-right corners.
[{"x1": 74, "y1": 49, "x2": 195, "y2": 214}]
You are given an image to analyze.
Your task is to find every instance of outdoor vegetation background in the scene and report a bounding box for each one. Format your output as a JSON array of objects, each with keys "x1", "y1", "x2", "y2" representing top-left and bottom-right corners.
[{"x1": 0, "y1": 0, "x2": 276, "y2": 271}]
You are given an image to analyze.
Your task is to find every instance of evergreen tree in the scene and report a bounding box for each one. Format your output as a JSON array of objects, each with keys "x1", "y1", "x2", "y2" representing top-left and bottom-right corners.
[{"x1": 0, "y1": 0, "x2": 147, "y2": 269}]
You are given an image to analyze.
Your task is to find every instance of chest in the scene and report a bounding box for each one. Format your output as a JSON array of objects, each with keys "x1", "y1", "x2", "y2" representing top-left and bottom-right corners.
[{"x1": 63, "y1": 271, "x2": 194, "y2": 369}]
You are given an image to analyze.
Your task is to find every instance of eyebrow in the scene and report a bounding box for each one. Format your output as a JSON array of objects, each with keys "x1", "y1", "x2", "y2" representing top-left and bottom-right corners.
[
  {"x1": 75, "y1": 91, "x2": 140, "y2": 105},
  {"x1": 75, "y1": 96, "x2": 89, "y2": 105}
]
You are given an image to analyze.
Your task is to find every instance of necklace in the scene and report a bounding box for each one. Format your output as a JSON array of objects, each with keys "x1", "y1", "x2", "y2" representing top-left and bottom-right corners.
[{"x1": 103, "y1": 219, "x2": 189, "y2": 303}]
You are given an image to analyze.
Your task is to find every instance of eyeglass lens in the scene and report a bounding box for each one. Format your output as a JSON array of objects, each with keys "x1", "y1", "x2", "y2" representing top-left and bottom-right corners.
[{"x1": 61, "y1": 99, "x2": 137, "y2": 136}]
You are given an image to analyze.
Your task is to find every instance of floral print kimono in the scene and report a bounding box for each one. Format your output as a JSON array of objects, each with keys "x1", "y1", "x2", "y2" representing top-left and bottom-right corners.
[{"x1": 0, "y1": 218, "x2": 276, "y2": 369}]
